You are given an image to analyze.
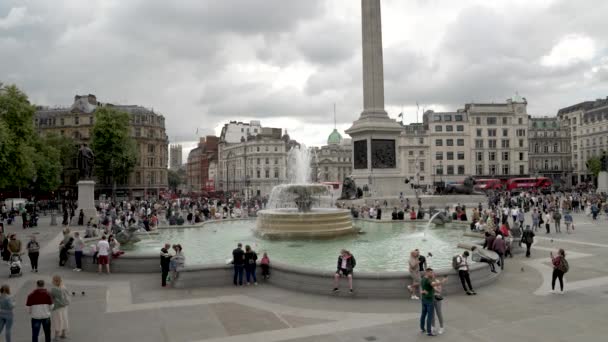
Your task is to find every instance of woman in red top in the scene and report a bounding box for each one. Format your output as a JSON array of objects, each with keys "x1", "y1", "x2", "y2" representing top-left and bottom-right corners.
[
  {"x1": 550, "y1": 249, "x2": 567, "y2": 293},
  {"x1": 499, "y1": 223, "x2": 510, "y2": 238},
  {"x1": 410, "y1": 208, "x2": 417, "y2": 220}
]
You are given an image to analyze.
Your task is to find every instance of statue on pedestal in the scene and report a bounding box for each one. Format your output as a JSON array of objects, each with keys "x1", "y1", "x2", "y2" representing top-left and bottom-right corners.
[{"x1": 77, "y1": 144, "x2": 95, "y2": 180}]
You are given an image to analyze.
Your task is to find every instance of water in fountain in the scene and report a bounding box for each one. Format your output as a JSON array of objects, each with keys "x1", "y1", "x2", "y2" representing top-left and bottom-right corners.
[{"x1": 424, "y1": 212, "x2": 444, "y2": 241}]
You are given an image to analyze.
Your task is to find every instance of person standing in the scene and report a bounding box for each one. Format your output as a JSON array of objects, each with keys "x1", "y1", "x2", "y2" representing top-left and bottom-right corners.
[
  {"x1": 72, "y1": 232, "x2": 85, "y2": 271},
  {"x1": 6, "y1": 234, "x2": 21, "y2": 256},
  {"x1": 26, "y1": 280, "x2": 53, "y2": 342},
  {"x1": 232, "y1": 243, "x2": 245, "y2": 286},
  {"x1": 544, "y1": 211, "x2": 552, "y2": 234},
  {"x1": 50, "y1": 275, "x2": 70, "y2": 340},
  {"x1": 407, "y1": 250, "x2": 421, "y2": 300},
  {"x1": 550, "y1": 249, "x2": 568, "y2": 293},
  {"x1": 492, "y1": 235, "x2": 506, "y2": 270},
  {"x1": 419, "y1": 268, "x2": 436, "y2": 337},
  {"x1": 27, "y1": 235, "x2": 40, "y2": 273},
  {"x1": 96, "y1": 235, "x2": 111, "y2": 274},
  {"x1": 0, "y1": 284, "x2": 14, "y2": 342},
  {"x1": 431, "y1": 273, "x2": 448, "y2": 335},
  {"x1": 160, "y1": 243, "x2": 172, "y2": 287},
  {"x1": 564, "y1": 211, "x2": 574, "y2": 234},
  {"x1": 260, "y1": 252, "x2": 271, "y2": 280},
  {"x1": 333, "y1": 249, "x2": 356, "y2": 294},
  {"x1": 521, "y1": 225, "x2": 535, "y2": 258},
  {"x1": 244, "y1": 245, "x2": 258, "y2": 286},
  {"x1": 553, "y1": 210, "x2": 562, "y2": 233},
  {"x1": 455, "y1": 251, "x2": 476, "y2": 295}
]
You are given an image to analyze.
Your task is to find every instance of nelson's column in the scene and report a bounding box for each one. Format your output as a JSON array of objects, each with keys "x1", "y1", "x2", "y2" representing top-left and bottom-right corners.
[{"x1": 345, "y1": 0, "x2": 404, "y2": 197}]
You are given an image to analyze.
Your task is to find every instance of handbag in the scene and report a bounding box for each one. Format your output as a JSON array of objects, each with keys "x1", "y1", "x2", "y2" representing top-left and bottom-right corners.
[{"x1": 434, "y1": 294, "x2": 444, "y2": 301}]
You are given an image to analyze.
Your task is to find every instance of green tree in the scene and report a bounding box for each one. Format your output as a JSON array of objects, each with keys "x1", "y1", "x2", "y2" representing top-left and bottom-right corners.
[
  {"x1": 0, "y1": 84, "x2": 37, "y2": 190},
  {"x1": 30, "y1": 137, "x2": 62, "y2": 192},
  {"x1": 168, "y1": 168, "x2": 186, "y2": 192},
  {"x1": 91, "y1": 107, "x2": 137, "y2": 199},
  {"x1": 586, "y1": 156, "x2": 601, "y2": 177}
]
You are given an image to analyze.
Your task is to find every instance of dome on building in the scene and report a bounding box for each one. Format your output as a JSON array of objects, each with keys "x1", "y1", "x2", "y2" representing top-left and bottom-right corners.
[{"x1": 327, "y1": 128, "x2": 342, "y2": 145}]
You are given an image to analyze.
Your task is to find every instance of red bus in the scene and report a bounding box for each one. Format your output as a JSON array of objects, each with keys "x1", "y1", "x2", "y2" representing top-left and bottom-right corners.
[
  {"x1": 506, "y1": 177, "x2": 552, "y2": 192},
  {"x1": 474, "y1": 179, "x2": 503, "y2": 191}
]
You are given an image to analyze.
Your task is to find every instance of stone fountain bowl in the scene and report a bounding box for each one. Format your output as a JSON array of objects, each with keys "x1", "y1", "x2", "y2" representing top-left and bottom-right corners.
[{"x1": 272, "y1": 184, "x2": 329, "y2": 197}]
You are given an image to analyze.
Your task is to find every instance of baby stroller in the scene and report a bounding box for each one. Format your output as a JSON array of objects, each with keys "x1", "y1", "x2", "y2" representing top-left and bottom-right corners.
[{"x1": 8, "y1": 254, "x2": 22, "y2": 278}]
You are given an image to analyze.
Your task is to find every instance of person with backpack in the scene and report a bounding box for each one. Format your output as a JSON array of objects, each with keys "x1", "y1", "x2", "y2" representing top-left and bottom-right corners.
[
  {"x1": 453, "y1": 251, "x2": 476, "y2": 295},
  {"x1": 244, "y1": 245, "x2": 258, "y2": 286},
  {"x1": 550, "y1": 249, "x2": 568, "y2": 293},
  {"x1": 521, "y1": 225, "x2": 535, "y2": 258},
  {"x1": 552, "y1": 210, "x2": 562, "y2": 233}
]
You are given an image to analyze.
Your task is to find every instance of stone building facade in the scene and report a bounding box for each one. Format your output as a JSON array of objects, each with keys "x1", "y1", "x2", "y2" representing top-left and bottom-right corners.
[
  {"x1": 217, "y1": 125, "x2": 299, "y2": 197},
  {"x1": 170, "y1": 144, "x2": 183, "y2": 170},
  {"x1": 558, "y1": 98, "x2": 608, "y2": 184},
  {"x1": 528, "y1": 117, "x2": 571, "y2": 187},
  {"x1": 35, "y1": 94, "x2": 169, "y2": 199},
  {"x1": 310, "y1": 129, "x2": 353, "y2": 183}
]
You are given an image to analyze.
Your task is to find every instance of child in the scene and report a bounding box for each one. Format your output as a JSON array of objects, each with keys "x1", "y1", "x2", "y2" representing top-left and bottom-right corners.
[{"x1": 260, "y1": 252, "x2": 270, "y2": 280}]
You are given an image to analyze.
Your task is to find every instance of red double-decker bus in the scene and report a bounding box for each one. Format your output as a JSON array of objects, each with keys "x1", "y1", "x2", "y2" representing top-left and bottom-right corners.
[
  {"x1": 474, "y1": 178, "x2": 503, "y2": 191},
  {"x1": 505, "y1": 177, "x2": 552, "y2": 192}
]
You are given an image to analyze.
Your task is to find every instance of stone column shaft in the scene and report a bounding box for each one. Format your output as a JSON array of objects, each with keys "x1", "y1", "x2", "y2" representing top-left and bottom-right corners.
[{"x1": 361, "y1": 0, "x2": 387, "y2": 117}]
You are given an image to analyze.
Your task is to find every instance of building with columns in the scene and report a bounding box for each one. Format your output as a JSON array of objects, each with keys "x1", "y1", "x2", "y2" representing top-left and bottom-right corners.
[
  {"x1": 425, "y1": 111, "x2": 471, "y2": 184},
  {"x1": 557, "y1": 97, "x2": 608, "y2": 184},
  {"x1": 35, "y1": 94, "x2": 169, "y2": 199},
  {"x1": 310, "y1": 129, "x2": 353, "y2": 183},
  {"x1": 528, "y1": 117, "x2": 571, "y2": 187}
]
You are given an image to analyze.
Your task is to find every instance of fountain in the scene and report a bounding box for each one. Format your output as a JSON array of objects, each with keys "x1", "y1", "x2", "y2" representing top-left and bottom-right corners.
[{"x1": 255, "y1": 146, "x2": 358, "y2": 239}]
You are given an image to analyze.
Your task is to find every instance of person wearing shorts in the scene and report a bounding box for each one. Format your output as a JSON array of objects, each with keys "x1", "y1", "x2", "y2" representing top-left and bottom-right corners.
[
  {"x1": 408, "y1": 250, "x2": 421, "y2": 300},
  {"x1": 96, "y1": 236, "x2": 111, "y2": 274},
  {"x1": 333, "y1": 250, "x2": 356, "y2": 294}
]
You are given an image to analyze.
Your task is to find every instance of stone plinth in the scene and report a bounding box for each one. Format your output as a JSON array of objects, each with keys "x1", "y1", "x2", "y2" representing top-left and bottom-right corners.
[
  {"x1": 77, "y1": 180, "x2": 97, "y2": 224},
  {"x1": 598, "y1": 171, "x2": 608, "y2": 194}
]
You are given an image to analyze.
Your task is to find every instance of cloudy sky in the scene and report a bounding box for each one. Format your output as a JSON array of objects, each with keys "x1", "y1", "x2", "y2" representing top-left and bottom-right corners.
[{"x1": 2, "y1": 0, "x2": 608, "y2": 158}]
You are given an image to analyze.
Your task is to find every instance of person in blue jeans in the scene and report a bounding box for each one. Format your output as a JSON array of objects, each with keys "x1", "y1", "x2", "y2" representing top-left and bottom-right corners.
[
  {"x1": 26, "y1": 280, "x2": 53, "y2": 342},
  {"x1": 419, "y1": 268, "x2": 436, "y2": 336},
  {"x1": 244, "y1": 245, "x2": 258, "y2": 285},
  {"x1": 232, "y1": 243, "x2": 245, "y2": 286},
  {"x1": 0, "y1": 284, "x2": 14, "y2": 342}
]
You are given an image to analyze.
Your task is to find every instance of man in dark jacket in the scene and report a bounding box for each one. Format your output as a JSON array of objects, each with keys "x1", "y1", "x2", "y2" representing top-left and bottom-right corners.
[
  {"x1": 160, "y1": 244, "x2": 172, "y2": 287},
  {"x1": 232, "y1": 243, "x2": 245, "y2": 286},
  {"x1": 333, "y1": 250, "x2": 356, "y2": 293},
  {"x1": 521, "y1": 225, "x2": 535, "y2": 257}
]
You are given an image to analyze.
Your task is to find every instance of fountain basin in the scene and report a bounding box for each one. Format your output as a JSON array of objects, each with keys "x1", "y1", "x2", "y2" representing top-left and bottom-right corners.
[{"x1": 256, "y1": 208, "x2": 358, "y2": 239}]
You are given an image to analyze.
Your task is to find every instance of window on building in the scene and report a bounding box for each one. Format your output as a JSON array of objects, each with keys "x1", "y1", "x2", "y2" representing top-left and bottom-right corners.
[
  {"x1": 446, "y1": 152, "x2": 454, "y2": 160},
  {"x1": 489, "y1": 140, "x2": 497, "y2": 148},
  {"x1": 502, "y1": 117, "x2": 508, "y2": 125},
  {"x1": 476, "y1": 128, "x2": 482, "y2": 137},
  {"x1": 434, "y1": 115, "x2": 442, "y2": 121},
  {"x1": 60, "y1": 118, "x2": 64, "y2": 126},
  {"x1": 257, "y1": 158, "x2": 260, "y2": 165},
  {"x1": 502, "y1": 165, "x2": 510, "y2": 175},
  {"x1": 457, "y1": 151, "x2": 465, "y2": 160},
  {"x1": 74, "y1": 116, "x2": 79, "y2": 125},
  {"x1": 501, "y1": 139, "x2": 510, "y2": 148},
  {"x1": 274, "y1": 158, "x2": 278, "y2": 165},
  {"x1": 519, "y1": 165, "x2": 525, "y2": 175},
  {"x1": 447, "y1": 165, "x2": 454, "y2": 175},
  {"x1": 553, "y1": 143, "x2": 558, "y2": 152},
  {"x1": 135, "y1": 172, "x2": 141, "y2": 185},
  {"x1": 543, "y1": 145, "x2": 548, "y2": 153},
  {"x1": 148, "y1": 144, "x2": 155, "y2": 153},
  {"x1": 477, "y1": 152, "x2": 483, "y2": 161},
  {"x1": 148, "y1": 157, "x2": 155, "y2": 167},
  {"x1": 135, "y1": 128, "x2": 141, "y2": 137},
  {"x1": 455, "y1": 115, "x2": 463, "y2": 121},
  {"x1": 489, "y1": 164, "x2": 497, "y2": 175},
  {"x1": 274, "y1": 146, "x2": 278, "y2": 152},
  {"x1": 436, "y1": 166, "x2": 443, "y2": 175},
  {"x1": 265, "y1": 158, "x2": 269, "y2": 164},
  {"x1": 256, "y1": 170, "x2": 261, "y2": 178},
  {"x1": 456, "y1": 125, "x2": 464, "y2": 132},
  {"x1": 419, "y1": 161, "x2": 425, "y2": 172},
  {"x1": 487, "y1": 117, "x2": 497, "y2": 125},
  {"x1": 435, "y1": 125, "x2": 443, "y2": 132},
  {"x1": 446, "y1": 125, "x2": 453, "y2": 132},
  {"x1": 502, "y1": 152, "x2": 509, "y2": 161},
  {"x1": 409, "y1": 151, "x2": 414, "y2": 156},
  {"x1": 502, "y1": 128, "x2": 508, "y2": 137},
  {"x1": 476, "y1": 165, "x2": 483, "y2": 175},
  {"x1": 444, "y1": 115, "x2": 452, "y2": 121},
  {"x1": 544, "y1": 160, "x2": 549, "y2": 170},
  {"x1": 457, "y1": 139, "x2": 464, "y2": 146},
  {"x1": 446, "y1": 139, "x2": 454, "y2": 146},
  {"x1": 150, "y1": 172, "x2": 156, "y2": 185},
  {"x1": 534, "y1": 144, "x2": 539, "y2": 153},
  {"x1": 519, "y1": 139, "x2": 524, "y2": 148},
  {"x1": 457, "y1": 165, "x2": 465, "y2": 175},
  {"x1": 435, "y1": 139, "x2": 443, "y2": 146},
  {"x1": 519, "y1": 152, "x2": 524, "y2": 161},
  {"x1": 476, "y1": 117, "x2": 481, "y2": 125},
  {"x1": 274, "y1": 168, "x2": 279, "y2": 178},
  {"x1": 516, "y1": 129, "x2": 526, "y2": 137},
  {"x1": 256, "y1": 146, "x2": 260, "y2": 152},
  {"x1": 518, "y1": 118, "x2": 523, "y2": 125},
  {"x1": 488, "y1": 129, "x2": 497, "y2": 137},
  {"x1": 475, "y1": 140, "x2": 483, "y2": 148},
  {"x1": 264, "y1": 169, "x2": 269, "y2": 178},
  {"x1": 419, "y1": 138, "x2": 424, "y2": 144},
  {"x1": 489, "y1": 152, "x2": 496, "y2": 161},
  {"x1": 419, "y1": 150, "x2": 424, "y2": 156},
  {"x1": 435, "y1": 152, "x2": 443, "y2": 160}
]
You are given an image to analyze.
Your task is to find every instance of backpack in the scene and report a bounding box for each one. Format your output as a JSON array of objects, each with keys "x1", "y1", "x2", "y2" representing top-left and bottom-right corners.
[
  {"x1": 452, "y1": 255, "x2": 461, "y2": 270},
  {"x1": 558, "y1": 257, "x2": 569, "y2": 273}
]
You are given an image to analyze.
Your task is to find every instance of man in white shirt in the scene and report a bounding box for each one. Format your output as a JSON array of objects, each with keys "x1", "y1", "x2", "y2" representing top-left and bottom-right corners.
[{"x1": 97, "y1": 235, "x2": 111, "y2": 274}]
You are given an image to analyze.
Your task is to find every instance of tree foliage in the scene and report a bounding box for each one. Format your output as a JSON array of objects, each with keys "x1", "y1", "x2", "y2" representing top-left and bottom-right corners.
[
  {"x1": 586, "y1": 156, "x2": 602, "y2": 177},
  {"x1": 168, "y1": 168, "x2": 186, "y2": 191},
  {"x1": 91, "y1": 107, "x2": 137, "y2": 196}
]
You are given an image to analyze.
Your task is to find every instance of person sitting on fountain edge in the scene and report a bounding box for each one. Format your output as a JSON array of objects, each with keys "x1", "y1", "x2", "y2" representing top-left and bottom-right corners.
[{"x1": 333, "y1": 250, "x2": 356, "y2": 294}]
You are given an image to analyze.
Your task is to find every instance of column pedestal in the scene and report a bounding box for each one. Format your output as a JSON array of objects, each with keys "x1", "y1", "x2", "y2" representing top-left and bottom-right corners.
[{"x1": 77, "y1": 180, "x2": 97, "y2": 225}]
